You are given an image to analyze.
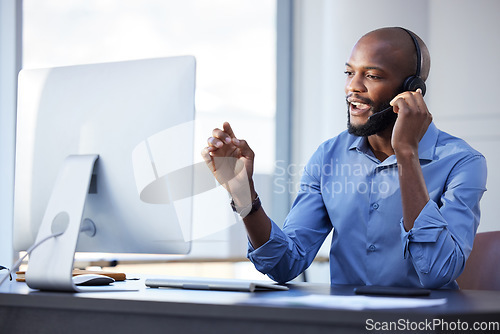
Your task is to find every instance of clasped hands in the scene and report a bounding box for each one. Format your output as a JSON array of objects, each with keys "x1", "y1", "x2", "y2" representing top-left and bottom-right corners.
[{"x1": 201, "y1": 122, "x2": 256, "y2": 208}]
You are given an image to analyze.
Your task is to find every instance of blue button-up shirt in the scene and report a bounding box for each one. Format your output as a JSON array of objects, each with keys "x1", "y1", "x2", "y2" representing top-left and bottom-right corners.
[{"x1": 248, "y1": 123, "x2": 487, "y2": 289}]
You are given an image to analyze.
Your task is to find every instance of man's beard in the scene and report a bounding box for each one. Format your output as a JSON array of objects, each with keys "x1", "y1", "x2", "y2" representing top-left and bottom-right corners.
[{"x1": 347, "y1": 103, "x2": 397, "y2": 137}]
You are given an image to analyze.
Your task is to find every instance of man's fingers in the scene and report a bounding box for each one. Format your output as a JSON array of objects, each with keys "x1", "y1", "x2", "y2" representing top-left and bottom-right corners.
[
  {"x1": 201, "y1": 147, "x2": 212, "y2": 162},
  {"x1": 232, "y1": 138, "x2": 255, "y2": 160},
  {"x1": 390, "y1": 95, "x2": 402, "y2": 106},
  {"x1": 223, "y1": 122, "x2": 236, "y2": 138},
  {"x1": 390, "y1": 88, "x2": 423, "y2": 105},
  {"x1": 207, "y1": 135, "x2": 225, "y2": 149},
  {"x1": 389, "y1": 96, "x2": 406, "y2": 113},
  {"x1": 201, "y1": 147, "x2": 216, "y2": 172},
  {"x1": 390, "y1": 90, "x2": 428, "y2": 114},
  {"x1": 212, "y1": 127, "x2": 232, "y2": 145},
  {"x1": 205, "y1": 121, "x2": 254, "y2": 161},
  {"x1": 402, "y1": 91, "x2": 429, "y2": 115},
  {"x1": 208, "y1": 122, "x2": 243, "y2": 150},
  {"x1": 209, "y1": 130, "x2": 229, "y2": 147}
]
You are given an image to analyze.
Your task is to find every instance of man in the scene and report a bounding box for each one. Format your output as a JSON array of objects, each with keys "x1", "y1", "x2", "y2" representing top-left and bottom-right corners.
[{"x1": 202, "y1": 27, "x2": 487, "y2": 289}]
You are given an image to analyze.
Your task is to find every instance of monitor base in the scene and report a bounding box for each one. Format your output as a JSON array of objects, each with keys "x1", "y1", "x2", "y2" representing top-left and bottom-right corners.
[{"x1": 25, "y1": 154, "x2": 98, "y2": 292}]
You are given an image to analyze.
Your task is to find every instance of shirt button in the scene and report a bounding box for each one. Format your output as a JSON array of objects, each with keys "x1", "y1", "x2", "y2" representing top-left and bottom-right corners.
[
  {"x1": 368, "y1": 244, "x2": 376, "y2": 252},
  {"x1": 372, "y1": 203, "x2": 379, "y2": 210}
]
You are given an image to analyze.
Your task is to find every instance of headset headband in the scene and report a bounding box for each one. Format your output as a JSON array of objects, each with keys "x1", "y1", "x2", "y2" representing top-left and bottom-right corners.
[{"x1": 401, "y1": 28, "x2": 422, "y2": 78}]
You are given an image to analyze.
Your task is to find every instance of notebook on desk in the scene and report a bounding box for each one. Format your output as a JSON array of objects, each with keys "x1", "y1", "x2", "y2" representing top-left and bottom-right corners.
[{"x1": 145, "y1": 276, "x2": 289, "y2": 292}]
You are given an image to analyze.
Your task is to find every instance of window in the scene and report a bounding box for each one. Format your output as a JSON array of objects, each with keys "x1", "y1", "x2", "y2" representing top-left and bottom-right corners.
[
  {"x1": 22, "y1": 0, "x2": 278, "y2": 277},
  {"x1": 23, "y1": 0, "x2": 276, "y2": 174}
]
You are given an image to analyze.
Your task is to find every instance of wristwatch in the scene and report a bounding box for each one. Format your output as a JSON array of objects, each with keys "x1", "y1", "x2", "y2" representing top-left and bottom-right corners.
[{"x1": 230, "y1": 194, "x2": 261, "y2": 218}]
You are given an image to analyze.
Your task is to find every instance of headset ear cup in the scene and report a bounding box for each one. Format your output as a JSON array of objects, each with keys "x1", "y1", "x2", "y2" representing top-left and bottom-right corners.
[{"x1": 403, "y1": 76, "x2": 426, "y2": 96}]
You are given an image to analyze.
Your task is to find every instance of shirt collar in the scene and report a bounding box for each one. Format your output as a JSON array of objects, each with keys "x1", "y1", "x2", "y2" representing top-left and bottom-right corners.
[
  {"x1": 349, "y1": 134, "x2": 368, "y2": 152},
  {"x1": 416, "y1": 122, "x2": 438, "y2": 161},
  {"x1": 348, "y1": 122, "x2": 439, "y2": 162}
]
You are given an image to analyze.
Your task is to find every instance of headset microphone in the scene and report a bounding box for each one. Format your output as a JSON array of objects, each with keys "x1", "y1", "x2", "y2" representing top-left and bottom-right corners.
[{"x1": 367, "y1": 105, "x2": 394, "y2": 121}]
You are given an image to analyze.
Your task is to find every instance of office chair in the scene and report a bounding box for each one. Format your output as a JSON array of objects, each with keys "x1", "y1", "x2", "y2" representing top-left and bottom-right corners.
[{"x1": 457, "y1": 231, "x2": 500, "y2": 290}]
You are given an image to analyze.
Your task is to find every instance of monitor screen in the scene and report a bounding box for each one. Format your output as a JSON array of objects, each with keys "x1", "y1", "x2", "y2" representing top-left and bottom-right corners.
[{"x1": 13, "y1": 56, "x2": 196, "y2": 257}]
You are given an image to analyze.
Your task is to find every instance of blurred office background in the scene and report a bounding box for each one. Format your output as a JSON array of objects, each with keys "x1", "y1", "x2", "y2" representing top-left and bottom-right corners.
[{"x1": 1, "y1": 0, "x2": 499, "y2": 282}]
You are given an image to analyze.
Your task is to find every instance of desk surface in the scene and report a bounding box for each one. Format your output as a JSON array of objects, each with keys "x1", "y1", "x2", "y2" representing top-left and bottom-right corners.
[{"x1": 1, "y1": 276, "x2": 500, "y2": 334}]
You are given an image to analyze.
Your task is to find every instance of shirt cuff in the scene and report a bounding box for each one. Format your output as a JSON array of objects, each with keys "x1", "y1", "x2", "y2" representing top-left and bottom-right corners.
[
  {"x1": 401, "y1": 200, "x2": 447, "y2": 259},
  {"x1": 247, "y1": 220, "x2": 288, "y2": 274}
]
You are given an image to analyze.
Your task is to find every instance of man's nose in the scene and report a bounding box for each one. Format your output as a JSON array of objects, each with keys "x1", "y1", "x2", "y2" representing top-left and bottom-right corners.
[{"x1": 346, "y1": 73, "x2": 366, "y2": 93}]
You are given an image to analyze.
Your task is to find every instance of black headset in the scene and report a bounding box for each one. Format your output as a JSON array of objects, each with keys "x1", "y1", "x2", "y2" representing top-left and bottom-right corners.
[{"x1": 401, "y1": 28, "x2": 426, "y2": 96}]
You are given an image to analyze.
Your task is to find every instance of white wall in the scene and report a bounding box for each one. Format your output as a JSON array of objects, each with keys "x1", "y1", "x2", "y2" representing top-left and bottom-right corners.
[
  {"x1": 426, "y1": 0, "x2": 500, "y2": 232},
  {"x1": 292, "y1": 0, "x2": 499, "y2": 233},
  {"x1": 0, "y1": 0, "x2": 21, "y2": 268}
]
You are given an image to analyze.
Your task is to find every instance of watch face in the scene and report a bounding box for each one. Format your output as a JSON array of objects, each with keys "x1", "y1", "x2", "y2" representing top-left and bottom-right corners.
[
  {"x1": 239, "y1": 206, "x2": 253, "y2": 218},
  {"x1": 231, "y1": 195, "x2": 260, "y2": 218}
]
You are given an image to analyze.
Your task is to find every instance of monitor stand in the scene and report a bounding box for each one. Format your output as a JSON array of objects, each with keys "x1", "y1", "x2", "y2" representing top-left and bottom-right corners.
[{"x1": 25, "y1": 154, "x2": 98, "y2": 292}]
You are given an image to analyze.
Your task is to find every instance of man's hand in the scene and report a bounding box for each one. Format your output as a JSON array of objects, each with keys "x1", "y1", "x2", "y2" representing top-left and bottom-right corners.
[
  {"x1": 390, "y1": 89, "x2": 431, "y2": 231},
  {"x1": 201, "y1": 122, "x2": 256, "y2": 207},
  {"x1": 390, "y1": 88, "x2": 432, "y2": 155}
]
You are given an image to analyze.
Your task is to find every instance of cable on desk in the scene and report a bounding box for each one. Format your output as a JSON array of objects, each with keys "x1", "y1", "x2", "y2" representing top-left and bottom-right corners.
[{"x1": 0, "y1": 231, "x2": 64, "y2": 286}]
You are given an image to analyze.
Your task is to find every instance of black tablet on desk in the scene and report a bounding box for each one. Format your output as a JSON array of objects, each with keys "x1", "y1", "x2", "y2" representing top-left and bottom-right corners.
[{"x1": 354, "y1": 285, "x2": 431, "y2": 297}]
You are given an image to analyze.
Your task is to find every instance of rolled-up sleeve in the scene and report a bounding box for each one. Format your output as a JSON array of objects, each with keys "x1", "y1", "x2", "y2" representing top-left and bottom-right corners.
[
  {"x1": 400, "y1": 154, "x2": 487, "y2": 289},
  {"x1": 247, "y1": 221, "x2": 289, "y2": 274},
  {"x1": 247, "y1": 147, "x2": 332, "y2": 284}
]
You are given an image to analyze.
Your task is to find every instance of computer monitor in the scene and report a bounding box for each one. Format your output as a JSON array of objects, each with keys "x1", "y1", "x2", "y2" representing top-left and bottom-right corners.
[{"x1": 12, "y1": 56, "x2": 196, "y2": 291}]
